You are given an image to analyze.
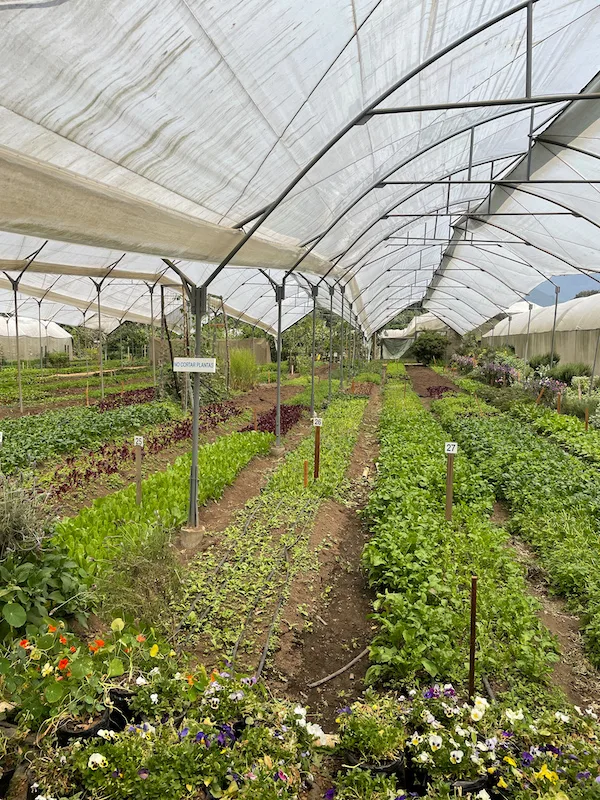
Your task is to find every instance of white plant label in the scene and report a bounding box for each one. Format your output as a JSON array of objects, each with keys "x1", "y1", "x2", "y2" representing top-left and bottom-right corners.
[
  {"x1": 0, "y1": 432, "x2": 3, "y2": 446},
  {"x1": 313, "y1": 417, "x2": 323, "y2": 427},
  {"x1": 173, "y1": 357, "x2": 216, "y2": 373},
  {"x1": 445, "y1": 442, "x2": 458, "y2": 455},
  {"x1": 134, "y1": 436, "x2": 144, "y2": 448}
]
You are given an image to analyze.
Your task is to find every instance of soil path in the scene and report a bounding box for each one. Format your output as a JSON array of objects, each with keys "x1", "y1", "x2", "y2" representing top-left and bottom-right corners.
[
  {"x1": 407, "y1": 367, "x2": 600, "y2": 708},
  {"x1": 54, "y1": 383, "x2": 303, "y2": 519},
  {"x1": 268, "y1": 389, "x2": 382, "y2": 727},
  {"x1": 509, "y1": 532, "x2": 600, "y2": 708},
  {"x1": 406, "y1": 364, "x2": 460, "y2": 408}
]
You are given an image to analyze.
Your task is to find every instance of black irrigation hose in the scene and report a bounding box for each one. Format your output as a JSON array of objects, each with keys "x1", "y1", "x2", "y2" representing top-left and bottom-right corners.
[{"x1": 230, "y1": 514, "x2": 313, "y2": 675}]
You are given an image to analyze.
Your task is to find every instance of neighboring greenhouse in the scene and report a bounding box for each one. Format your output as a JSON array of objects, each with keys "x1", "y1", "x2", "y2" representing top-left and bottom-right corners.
[
  {"x1": 484, "y1": 293, "x2": 600, "y2": 366},
  {"x1": 380, "y1": 313, "x2": 454, "y2": 358},
  {"x1": 0, "y1": 315, "x2": 72, "y2": 362}
]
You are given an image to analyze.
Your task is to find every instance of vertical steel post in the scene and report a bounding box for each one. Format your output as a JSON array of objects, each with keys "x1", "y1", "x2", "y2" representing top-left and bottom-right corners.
[
  {"x1": 351, "y1": 319, "x2": 357, "y2": 373},
  {"x1": 588, "y1": 329, "x2": 600, "y2": 398},
  {"x1": 549, "y1": 285, "x2": 560, "y2": 368},
  {"x1": 12, "y1": 283, "x2": 23, "y2": 413},
  {"x1": 328, "y1": 285, "x2": 334, "y2": 401},
  {"x1": 310, "y1": 285, "x2": 318, "y2": 416},
  {"x1": 37, "y1": 300, "x2": 43, "y2": 368},
  {"x1": 149, "y1": 286, "x2": 157, "y2": 387},
  {"x1": 340, "y1": 286, "x2": 345, "y2": 390},
  {"x1": 96, "y1": 283, "x2": 104, "y2": 399},
  {"x1": 524, "y1": 303, "x2": 533, "y2": 362},
  {"x1": 187, "y1": 285, "x2": 206, "y2": 528},
  {"x1": 275, "y1": 284, "x2": 284, "y2": 448}
]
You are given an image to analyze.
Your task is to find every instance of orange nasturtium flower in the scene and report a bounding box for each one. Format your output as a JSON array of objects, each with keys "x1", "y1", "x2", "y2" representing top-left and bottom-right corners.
[
  {"x1": 95, "y1": 639, "x2": 105, "y2": 648},
  {"x1": 89, "y1": 643, "x2": 99, "y2": 653},
  {"x1": 186, "y1": 674, "x2": 195, "y2": 686},
  {"x1": 70, "y1": 646, "x2": 76, "y2": 653},
  {"x1": 48, "y1": 624, "x2": 57, "y2": 633},
  {"x1": 60, "y1": 635, "x2": 67, "y2": 645},
  {"x1": 19, "y1": 639, "x2": 29, "y2": 648},
  {"x1": 58, "y1": 658, "x2": 69, "y2": 671},
  {"x1": 136, "y1": 634, "x2": 146, "y2": 643}
]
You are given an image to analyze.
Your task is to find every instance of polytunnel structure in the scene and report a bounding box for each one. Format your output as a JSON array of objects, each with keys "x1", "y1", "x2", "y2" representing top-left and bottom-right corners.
[{"x1": 2, "y1": 0, "x2": 600, "y2": 521}]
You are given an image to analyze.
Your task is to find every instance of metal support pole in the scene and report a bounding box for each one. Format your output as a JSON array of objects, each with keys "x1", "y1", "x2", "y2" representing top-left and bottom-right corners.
[
  {"x1": 275, "y1": 284, "x2": 284, "y2": 448},
  {"x1": 37, "y1": 300, "x2": 43, "y2": 369},
  {"x1": 589, "y1": 329, "x2": 600, "y2": 398},
  {"x1": 524, "y1": 303, "x2": 533, "y2": 362},
  {"x1": 149, "y1": 286, "x2": 157, "y2": 388},
  {"x1": 328, "y1": 285, "x2": 334, "y2": 401},
  {"x1": 351, "y1": 321, "x2": 357, "y2": 374},
  {"x1": 549, "y1": 285, "x2": 560, "y2": 368},
  {"x1": 310, "y1": 285, "x2": 318, "y2": 416},
  {"x1": 340, "y1": 286, "x2": 345, "y2": 390},
  {"x1": 187, "y1": 285, "x2": 206, "y2": 528},
  {"x1": 96, "y1": 283, "x2": 104, "y2": 399},
  {"x1": 12, "y1": 283, "x2": 23, "y2": 412},
  {"x1": 525, "y1": 0, "x2": 535, "y2": 179}
]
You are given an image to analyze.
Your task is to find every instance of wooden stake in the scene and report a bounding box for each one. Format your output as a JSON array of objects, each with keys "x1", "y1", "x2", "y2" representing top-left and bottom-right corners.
[
  {"x1": 535, "y1": 386, "x2": 545, "y2": 405},
  {"x1": 445, "y1": 452, "x2": 454, "y2": 521},
  {"x1": 469, "y1": 575, "x2": 478, "y2": 699},
  {"x1": 303, "y1": 459, "x2": 308, "y2": 488},
  {"x1": 314, "y1": 426, "x2": 321, "y2": 480},
  {"x1": 135, "y1": 445, "x2": 142, "y2": 506},
  {"x1": 585, "y1": 406, "x2": 589, "y2": 432},
  {"x1": 85, "y1": 383, "x2": 89, "y2": 407},
  {"x1": 557, "y1": 392, "x2": 562, "y2": 414},
  {"x1": 474, "y1": 394, "x2": 483, "y2": 417},
  {"x1": 351, "y1": 379, "x2": 355, "y2": 395},
  {"x1": 403, "y1": 377, "x2": 407, "y2": 398}
]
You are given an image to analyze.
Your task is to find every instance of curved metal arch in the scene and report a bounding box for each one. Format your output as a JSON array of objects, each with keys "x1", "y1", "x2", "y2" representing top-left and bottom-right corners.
[
  {"x1": 439, "y1": 251, "x2": 535, "y2": 301},
  {"x1": 287, "y1": 105, "x2": 537, "y2": 260},
  {"x1": 201, "y1": 0, "x2": 536, "y2": 290},
  {"x1": 423, "y1": 299, "x2": 487, "y2": 331},
  {"x1": 463, "y1": 215, "x2": 600, "y2": 287},
  {"x1": 424, "y1": 282, "x2": 507, "y2": 316},
  {"x1": 361, "y1": 283, "x2": 431, "y2": 327},
  {"x1": 323, "y1": 153, "x2": 525, "y2": 290},
  {"x1": 350, "y1": 243, "x2": 441, "y2": 301},
  {"x1": 355, "y1": 268, "x2": 436, "y2": 316},
  {"x1": 493, "y1": 183, "x2": 600, "y2": 235}
]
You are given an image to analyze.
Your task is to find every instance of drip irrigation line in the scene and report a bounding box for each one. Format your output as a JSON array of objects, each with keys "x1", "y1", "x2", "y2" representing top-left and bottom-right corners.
[
  {"x1": 170, "y1": 500, "x2": 279, "y2": 644},
  {"x1": 307, "y1": 647, "x2": 370, "y2": 689},
  {"x1": 230, "y1": 512, "x2": 314, "y2": 675},
  {"x1": 256, "y1": 548, "x2": 291, "y2": 680}
]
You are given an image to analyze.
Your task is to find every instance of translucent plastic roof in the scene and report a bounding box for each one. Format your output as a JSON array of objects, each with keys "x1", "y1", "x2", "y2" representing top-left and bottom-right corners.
[
  {"x1": 1, "y1": 0, "x2": 600, "y2": 335},
  {"x1": 380, "y1": 313, "x2": 448, "y2": 339}
]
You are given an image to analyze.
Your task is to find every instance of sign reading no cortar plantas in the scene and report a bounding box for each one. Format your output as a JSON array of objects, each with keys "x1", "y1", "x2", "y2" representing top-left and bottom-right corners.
[{"x1": 173, "y1": 357, "x2": 217, "y2": 373}]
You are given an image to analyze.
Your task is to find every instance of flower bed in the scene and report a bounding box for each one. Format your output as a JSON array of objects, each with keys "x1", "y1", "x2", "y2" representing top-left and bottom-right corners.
[
  {"x1": 433, "y1": 393, "x2": 600, "y2": 667},
  {"x1": 362, "y1": 385, "x2": 557, "y2": 690},
  {"x1": 97, "y1": 386, "x2": 157, "y2": 411},
  {"x1": 240, "y1": 403, "x2": 306, "y2": 435}
]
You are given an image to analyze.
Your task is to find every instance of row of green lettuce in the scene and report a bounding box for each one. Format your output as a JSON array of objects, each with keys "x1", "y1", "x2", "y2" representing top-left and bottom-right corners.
[
  {"x1": 433, "y1": 392, "x2": 600, "y2": 667},
  {"x1": 361, "y1": 384, "x2": 559, "y2": 696}
]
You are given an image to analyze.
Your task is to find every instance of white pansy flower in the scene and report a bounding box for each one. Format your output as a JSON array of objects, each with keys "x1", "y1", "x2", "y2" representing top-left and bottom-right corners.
[
  {"x1": 97, "y1": 729, "x2": 116, "y2": 740},
  {"x1": 554, "y1": 711, "x2": 570, "y2": 723},
  {"x1": 41, "y1": 663, "x2": 53, "y2": 677},
  {"x1": 418, "y1": 752, "x2": 432, "y2": 763},
  {"x1": 470, "y1": 753, "x2": 482, "y2": 765},
  {"x1": 471, "y1": 707, "x2": 484, "y2": 721},
  {"x1": 450, "y1": 750, "x2": 464, "y2": 764},
  {"x1": 455, "y1": 725, "x2": 468, "y2": 737},
  {"x1": 410, "y1": 733, "x2": 423, "y2": 746},
  {"x1": 149, "y1": 667, "x2": 160, "y2": 676},
  {"x1": 474, "y1": 696, "x2": 489, "y2": 709},
  {"x1": 135, "y1": 676, "x2": 147, "y2": 686},
  {"x1": 476, "y1": 741, "x2": 488, "y2": 751},
  {"x1": 408, "y1": 689, "x2": 416, "y2": 697},
  {"x1": 209, "y1": 697, "x2": 219, "y2": 709},
  {"x1": 429, "y1": 734, "x2": 443, "y2": 751},
  {"x1": 477, "y1": 791, "x2": 491, "y2": 800},
  {"x1": 87, "y1": 753, "x2": 107, "y2": 770},
  {"x1": 150, "y1": 693, "x2": 159, "y2": 705},
  {"x1": 505, "y1": 708, "x2": 524, "y2": 722}
]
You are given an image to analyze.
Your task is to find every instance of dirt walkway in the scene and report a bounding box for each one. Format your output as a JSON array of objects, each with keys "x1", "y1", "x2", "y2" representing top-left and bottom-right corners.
[
  {"x1": 269, "y1": 389, "x2": 382, "y2": 726},
  {"x1": 406, "y1": 364, "x2": 460, "y2": 408}
]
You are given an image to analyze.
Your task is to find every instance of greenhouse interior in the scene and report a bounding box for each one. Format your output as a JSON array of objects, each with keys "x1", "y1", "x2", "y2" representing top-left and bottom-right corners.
[{"x1": 2, "y1": 1, "x2": 600, "y2": 798}]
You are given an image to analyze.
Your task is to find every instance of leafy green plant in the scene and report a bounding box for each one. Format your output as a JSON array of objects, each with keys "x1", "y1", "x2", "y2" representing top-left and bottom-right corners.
[
  {"x1": 529, "y1": 352, "x2": 559, "y2": 370},
  {"x1": 548, "y1": 361, "x2": 590, "y2": 384},
  {"x1": 54, "y1": 431, "x2": 273, "y2": 575},
  {"x1": 411, "y1": 331, "x2": 448, "y2": 365},
  {"x1": 362, "y1": 386, "x2": 558, "y2": 688}
]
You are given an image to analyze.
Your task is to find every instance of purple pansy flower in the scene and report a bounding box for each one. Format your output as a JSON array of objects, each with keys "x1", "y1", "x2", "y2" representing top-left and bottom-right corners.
[
  {"x1": 138, "y1": 768, "x2": 149, "y2": 780},
  {"x1": 324, "y1": 790, "x2": 335, "y2": 799},
  {"x1": 577, "y1": 771, "x2": 592, "y2": 780},
  {"x1": 178, "y1": 727, "x2": 189, "y2": 739}
]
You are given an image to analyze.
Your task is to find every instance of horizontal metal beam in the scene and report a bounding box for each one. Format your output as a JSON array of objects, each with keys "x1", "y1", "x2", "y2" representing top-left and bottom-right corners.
[
  {"x1": 386, "y1": 237, "x2": 530, "y2": 244},
  {"x1": 383, "y1": 211, "x2": 578, "y2": 217},
  {"x1": 364, "y1": 93, "x2": 600, "y2": 117},
  {"x1": 379, "y1": 179, "x2": 600, "y2": 186}
]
